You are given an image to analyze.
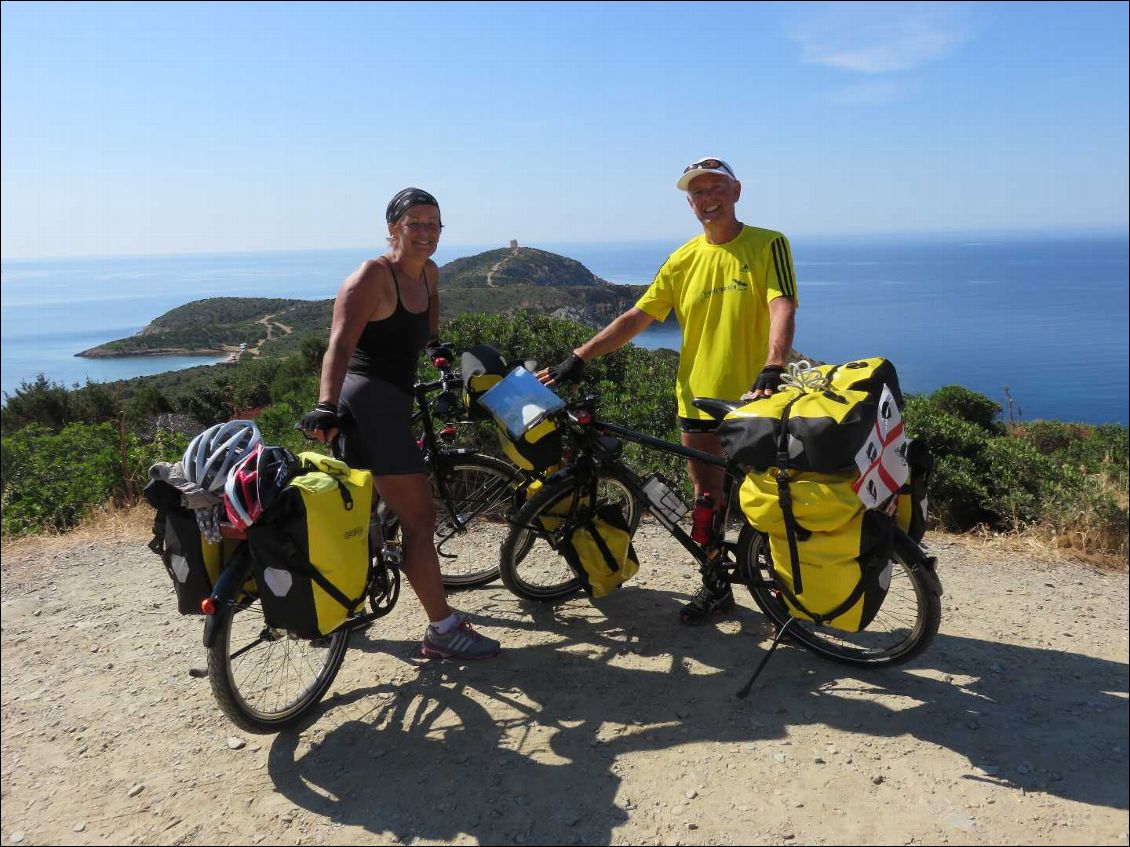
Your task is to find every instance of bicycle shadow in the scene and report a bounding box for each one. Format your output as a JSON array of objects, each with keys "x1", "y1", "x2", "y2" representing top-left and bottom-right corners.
[
  {"x1": 266, "y1": 673, "x2": 629, "y2": 844},
  {"x1": 465, "y1": 583, "x2": 1129, "y2": 810},
  {"x1": 266, "y1": 583, "x2": 1127, "y2": 843}
]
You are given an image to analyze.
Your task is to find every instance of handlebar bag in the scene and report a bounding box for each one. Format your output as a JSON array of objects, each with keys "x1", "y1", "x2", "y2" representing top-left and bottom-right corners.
[
  {"x1": 461, "y1": 344, "x2": 509, "y2": 420},
  {"x1": 246, "y1": 452, "x2": 372, "y2": 638},
  {"x1": 557, "y1": 503, "x2": 640, "y2": 599}
]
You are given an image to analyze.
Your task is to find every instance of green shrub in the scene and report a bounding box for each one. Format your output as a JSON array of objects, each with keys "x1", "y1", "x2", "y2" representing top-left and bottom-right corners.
[
  {"x1": 1, "y1": 423, "x2": 121, "y2": 535},
  {"x1": 928, "y1": 385, "x2": 1003, "y2": 433}
]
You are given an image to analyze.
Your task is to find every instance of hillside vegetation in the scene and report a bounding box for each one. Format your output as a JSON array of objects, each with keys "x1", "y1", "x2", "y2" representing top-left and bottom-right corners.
[{"x1": 2, "y1": 312, "x2": 1127, "y2": 562}]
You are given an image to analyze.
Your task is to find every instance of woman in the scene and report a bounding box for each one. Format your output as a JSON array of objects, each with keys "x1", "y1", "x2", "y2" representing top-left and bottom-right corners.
[{"x1": 300, "y1": 187, "x2": 501, "y2": 660}]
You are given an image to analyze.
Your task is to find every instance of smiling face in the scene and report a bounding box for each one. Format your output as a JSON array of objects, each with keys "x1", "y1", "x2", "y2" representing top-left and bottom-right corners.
[
  {"x1": 685, "y1": 172, "x2": 741, "y2": 227},
  {"x1": 388, "y1": 204, "x2": 443, "y2": 258}
]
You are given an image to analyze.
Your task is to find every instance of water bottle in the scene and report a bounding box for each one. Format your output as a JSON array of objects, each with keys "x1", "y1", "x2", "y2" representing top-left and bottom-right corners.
[{"x1": 691, "y1": 492, "x2": 716, "y2": 544}]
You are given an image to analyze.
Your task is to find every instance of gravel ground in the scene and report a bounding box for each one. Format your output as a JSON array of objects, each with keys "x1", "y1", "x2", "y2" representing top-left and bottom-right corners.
[{"x1": 2, "y1": 520, "x2": 1127, "y2": 846}]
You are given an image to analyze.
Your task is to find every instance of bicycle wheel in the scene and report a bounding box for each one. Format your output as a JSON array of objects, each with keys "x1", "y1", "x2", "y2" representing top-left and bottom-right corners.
[
  {"x1": 207, "y1": 598, "x2": 350, "y2": 734},
  {"x1": 499, "y1": 470, "x2": 641, "y2": 602},
  {"x1": 739, "y1": 526, "x2": 940, "y2": 666},
  {"x1": 432, "y1": 454, "x2": 520, "y2": 588}
]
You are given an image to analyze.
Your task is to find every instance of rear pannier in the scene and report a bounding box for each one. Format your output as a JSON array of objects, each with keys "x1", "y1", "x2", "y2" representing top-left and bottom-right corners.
[
  {"x1": 246, "y1": 452, "x2": 372, "y2": 638},
  {"x1": 144, "y1": 479, "x2": 238, "y2": 615},
  {"x1": 719, "y1": 359, "x2": 921, "y2": 633}
]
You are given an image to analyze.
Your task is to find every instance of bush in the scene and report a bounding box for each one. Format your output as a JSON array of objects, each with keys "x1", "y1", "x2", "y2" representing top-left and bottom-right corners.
[
  {"x1": 1, "y1": 375, "x2": 75, "y2": 434},
  {"x1": 928, "y1": 385, "x2": 1003, "y2": 433},
  {"x1": 1, "y1": 423, "x2": 122, "y2": 535}
]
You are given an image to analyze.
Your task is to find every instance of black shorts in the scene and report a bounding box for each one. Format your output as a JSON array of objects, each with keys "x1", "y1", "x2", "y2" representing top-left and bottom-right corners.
[
  {"x1": 678, "y1": 416, "x2": 721, "y2": 434},
  {"x1": 338, "y1": 373, "x2": 427, "y2": 476}
]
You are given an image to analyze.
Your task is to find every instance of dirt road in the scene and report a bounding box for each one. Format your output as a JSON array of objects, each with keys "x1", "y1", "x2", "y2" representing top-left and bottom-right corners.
[{"x1": 2, "y1": 523, "x2": 1127, "y2": 846}]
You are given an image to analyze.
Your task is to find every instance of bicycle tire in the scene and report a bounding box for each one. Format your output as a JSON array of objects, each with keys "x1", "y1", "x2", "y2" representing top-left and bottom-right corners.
[
  {"x1": 739, "y1": 525, "x2": 941, "y2": 667},
  {"x1": 207, "y1": 598, "x2": 351, "y2": 734},
  {"x1": 430, "y1": 454, "x2": 521, "y2": 588},
  {"x1": 499, "y1": 470, "x2": 641, "y2": 602}
]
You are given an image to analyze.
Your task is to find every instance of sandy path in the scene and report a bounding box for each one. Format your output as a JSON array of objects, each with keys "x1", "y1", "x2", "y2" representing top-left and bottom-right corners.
[{"x1": 1, "y1": 525, "x2": 1127, "y2": 846}]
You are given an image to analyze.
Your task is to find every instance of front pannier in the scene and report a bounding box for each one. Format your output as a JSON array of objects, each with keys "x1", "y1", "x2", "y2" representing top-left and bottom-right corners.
[
  {"x1": 558, "y1": 503, "x2": 640, "y2": 599},
  {"x1": 246, "y1": 452, "x2": 372, "y2": 638}
]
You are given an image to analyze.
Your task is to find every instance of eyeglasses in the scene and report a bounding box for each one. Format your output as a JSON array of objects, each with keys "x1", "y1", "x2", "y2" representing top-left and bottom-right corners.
[
  {"x1": 402, "y1": 221, "x2": 443, "y2": 232},
  {"x1": 683, "y1": 158, "x2": 734, "y2": 178}
]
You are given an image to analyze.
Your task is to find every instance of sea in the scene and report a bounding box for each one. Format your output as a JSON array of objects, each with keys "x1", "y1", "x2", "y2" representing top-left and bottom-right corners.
[{"x1": 2, "y1": 233, "x2": 1127, "y2": 425}]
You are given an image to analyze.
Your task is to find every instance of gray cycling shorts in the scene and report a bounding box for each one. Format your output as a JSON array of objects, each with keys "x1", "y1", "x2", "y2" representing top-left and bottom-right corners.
[{"x1": 338, "y1": 373, "x2": 427, "y2": 476}]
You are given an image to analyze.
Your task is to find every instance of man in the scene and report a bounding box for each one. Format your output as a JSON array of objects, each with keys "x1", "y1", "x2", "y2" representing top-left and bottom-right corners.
[{"x1": 538, "y1": 156, "x2": 798, "y2": 625}]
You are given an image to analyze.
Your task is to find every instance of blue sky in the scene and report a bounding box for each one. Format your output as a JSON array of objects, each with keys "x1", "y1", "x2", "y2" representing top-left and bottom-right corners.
[{"x1": 2, "y1": 1, "x2": 1127, "y2": 258}]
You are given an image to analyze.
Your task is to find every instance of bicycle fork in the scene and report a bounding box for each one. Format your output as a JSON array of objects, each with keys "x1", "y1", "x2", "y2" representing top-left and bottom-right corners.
[{"x1": 202, "y1": 545, "x2": 255, "y2": 649}]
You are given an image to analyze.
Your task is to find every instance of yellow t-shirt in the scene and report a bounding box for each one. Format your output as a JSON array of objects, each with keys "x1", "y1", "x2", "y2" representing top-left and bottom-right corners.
[{"x1": 635, "y1": 225, "x2": 798, "y2": 420}]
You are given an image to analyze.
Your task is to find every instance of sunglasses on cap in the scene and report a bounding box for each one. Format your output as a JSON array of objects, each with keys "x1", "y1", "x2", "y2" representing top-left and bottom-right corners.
[{"x1": 682, "y1": 158, "x2": 735, "y2": 178}]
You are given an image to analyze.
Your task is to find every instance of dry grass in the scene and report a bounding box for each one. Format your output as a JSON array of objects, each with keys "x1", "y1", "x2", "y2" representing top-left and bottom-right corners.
[
  {"x1": 1, "y1": 502, "x2": 152, "y2": 561},
  {"x1": 948, "y1": 523, "x2": 1129, "y2": 573}
]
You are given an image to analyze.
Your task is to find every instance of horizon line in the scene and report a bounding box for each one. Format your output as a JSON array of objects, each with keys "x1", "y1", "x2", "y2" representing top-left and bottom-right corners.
[{"x1": 3, "y1": 225, "x2": 1127, "y2": 264}]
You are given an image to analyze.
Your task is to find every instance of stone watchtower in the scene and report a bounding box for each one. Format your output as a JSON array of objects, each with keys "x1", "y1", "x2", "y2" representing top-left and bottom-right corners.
[{"x1": 509, "y1": 239, "x2": 518, "y2": 250}]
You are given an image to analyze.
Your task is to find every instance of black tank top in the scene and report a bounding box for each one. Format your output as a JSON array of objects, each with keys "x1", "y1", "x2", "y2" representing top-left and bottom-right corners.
[{"x1": 347, "y1": 258, "x2": 431, "y2": 391}]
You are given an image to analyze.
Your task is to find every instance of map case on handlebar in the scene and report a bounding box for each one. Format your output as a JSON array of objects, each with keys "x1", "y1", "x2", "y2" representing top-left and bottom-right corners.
[{"x1": 477, "y1": 367, "x2": 566, "y2": 439}]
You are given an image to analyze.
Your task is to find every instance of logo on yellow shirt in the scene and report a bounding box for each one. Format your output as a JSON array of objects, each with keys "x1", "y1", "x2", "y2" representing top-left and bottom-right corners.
[{"x1": 698, "y1": 279, "x2": 750, "y2": 302}]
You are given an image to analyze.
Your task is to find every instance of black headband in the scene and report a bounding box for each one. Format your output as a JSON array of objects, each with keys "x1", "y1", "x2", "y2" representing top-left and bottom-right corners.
[{"x1": 386, "y1": 187, "x2": 441, "y2": 224}]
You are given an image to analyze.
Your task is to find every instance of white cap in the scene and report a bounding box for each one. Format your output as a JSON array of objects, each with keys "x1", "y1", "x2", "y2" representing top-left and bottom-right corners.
[{"x1": 676, "y1": 157, "x2": 737, "y2": 191}]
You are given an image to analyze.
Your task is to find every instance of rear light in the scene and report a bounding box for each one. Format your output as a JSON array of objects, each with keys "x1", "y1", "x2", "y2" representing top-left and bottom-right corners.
[
  {"x1": 440, "y1": 424, "x2": 458, "y2": 441},
  {"x1": 417, "y1": 437, "x2": 426, "y2": 449},
  {"x1": 201, "y1": 597, "x2": 217, "y2": 616},
  {"x1": 576, "y1": 411, "x2": 593, "y2": 426},
  {"x1": 433, "y1": 356, "x2": 450, "y2": 369}
]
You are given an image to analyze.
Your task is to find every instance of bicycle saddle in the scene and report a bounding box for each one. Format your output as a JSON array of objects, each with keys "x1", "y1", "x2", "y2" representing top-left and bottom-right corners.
[{"x1": 691, "y1": 397, "x2": 742, "y2": 421}]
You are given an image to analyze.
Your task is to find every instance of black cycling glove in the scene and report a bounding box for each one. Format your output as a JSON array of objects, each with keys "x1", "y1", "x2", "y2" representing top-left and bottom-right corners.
[
  {"x1": 751, "y1": 365, "x2": 786, "y2": 394},
  {"x1": 299, "y1": 401, "x2": 340, "y2": 434},
  {"x1": 548, "y1": 353, "x2": 586, "y2": 385}
]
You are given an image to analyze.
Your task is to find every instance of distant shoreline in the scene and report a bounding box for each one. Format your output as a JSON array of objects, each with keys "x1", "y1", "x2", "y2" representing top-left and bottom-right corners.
[{"x1": 77, "y1": 346, "x2": 240, "y2": 361}]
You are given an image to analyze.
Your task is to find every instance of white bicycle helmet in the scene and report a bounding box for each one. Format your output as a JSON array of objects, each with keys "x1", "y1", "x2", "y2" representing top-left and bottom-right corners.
[{"x1": 182, "y1": 420, "x2": 262, "y2": 494}]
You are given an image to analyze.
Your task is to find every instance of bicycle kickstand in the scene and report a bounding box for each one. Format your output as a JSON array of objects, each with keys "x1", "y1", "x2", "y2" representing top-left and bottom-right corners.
[{"x1": 736, "y1": 617, "x2": 798, "y2": 700}]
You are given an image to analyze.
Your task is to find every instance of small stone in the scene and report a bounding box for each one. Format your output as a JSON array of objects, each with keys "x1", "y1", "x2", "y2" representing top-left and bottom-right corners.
[
  {"x1": 814, "y1": 757, "x2": 826, "y2": 764},
  {"x1": 686, "y1": 823, "x2": 698, "y2": 831},
  {"x1": 10, "y1": 833, "x2": 26, "y2": 844},
  {"x1": 774, "y1": 753, "x2": 788, "y2": 764},
  {"x1": 946, "y1": 814, "x2": 976, "y2": 831},
  {"x1": 74, "y1": 823, "x2": 86, "y2": 833},
  {"x1": 872, "y1": 775, "x2": 885, "y2": 785},
  {"x1": 227, "y1": 737, "x2": 246, "y2": 750},
  {"x1": 127, "y1": 784, "x2": 145, "y2": 797},
  {"x1": 685, "y1": 790, "x2": 697, "y2": 800}
]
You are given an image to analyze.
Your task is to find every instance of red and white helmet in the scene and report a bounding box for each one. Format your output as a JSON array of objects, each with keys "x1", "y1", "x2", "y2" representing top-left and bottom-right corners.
[{"x1": 224, "y1": 444, "x2": 265, "y2": 531}]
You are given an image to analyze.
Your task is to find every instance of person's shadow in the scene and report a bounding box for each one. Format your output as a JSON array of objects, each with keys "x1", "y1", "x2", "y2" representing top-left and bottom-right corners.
[{"x1": 267, "y1": 582, "x2": 1128, "y2": 843}]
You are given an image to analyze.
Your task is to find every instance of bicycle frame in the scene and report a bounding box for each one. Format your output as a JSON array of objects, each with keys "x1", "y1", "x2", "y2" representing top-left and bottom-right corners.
[{"x1": 521, "y1": 408, "x2": 746, "y2": 581}]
